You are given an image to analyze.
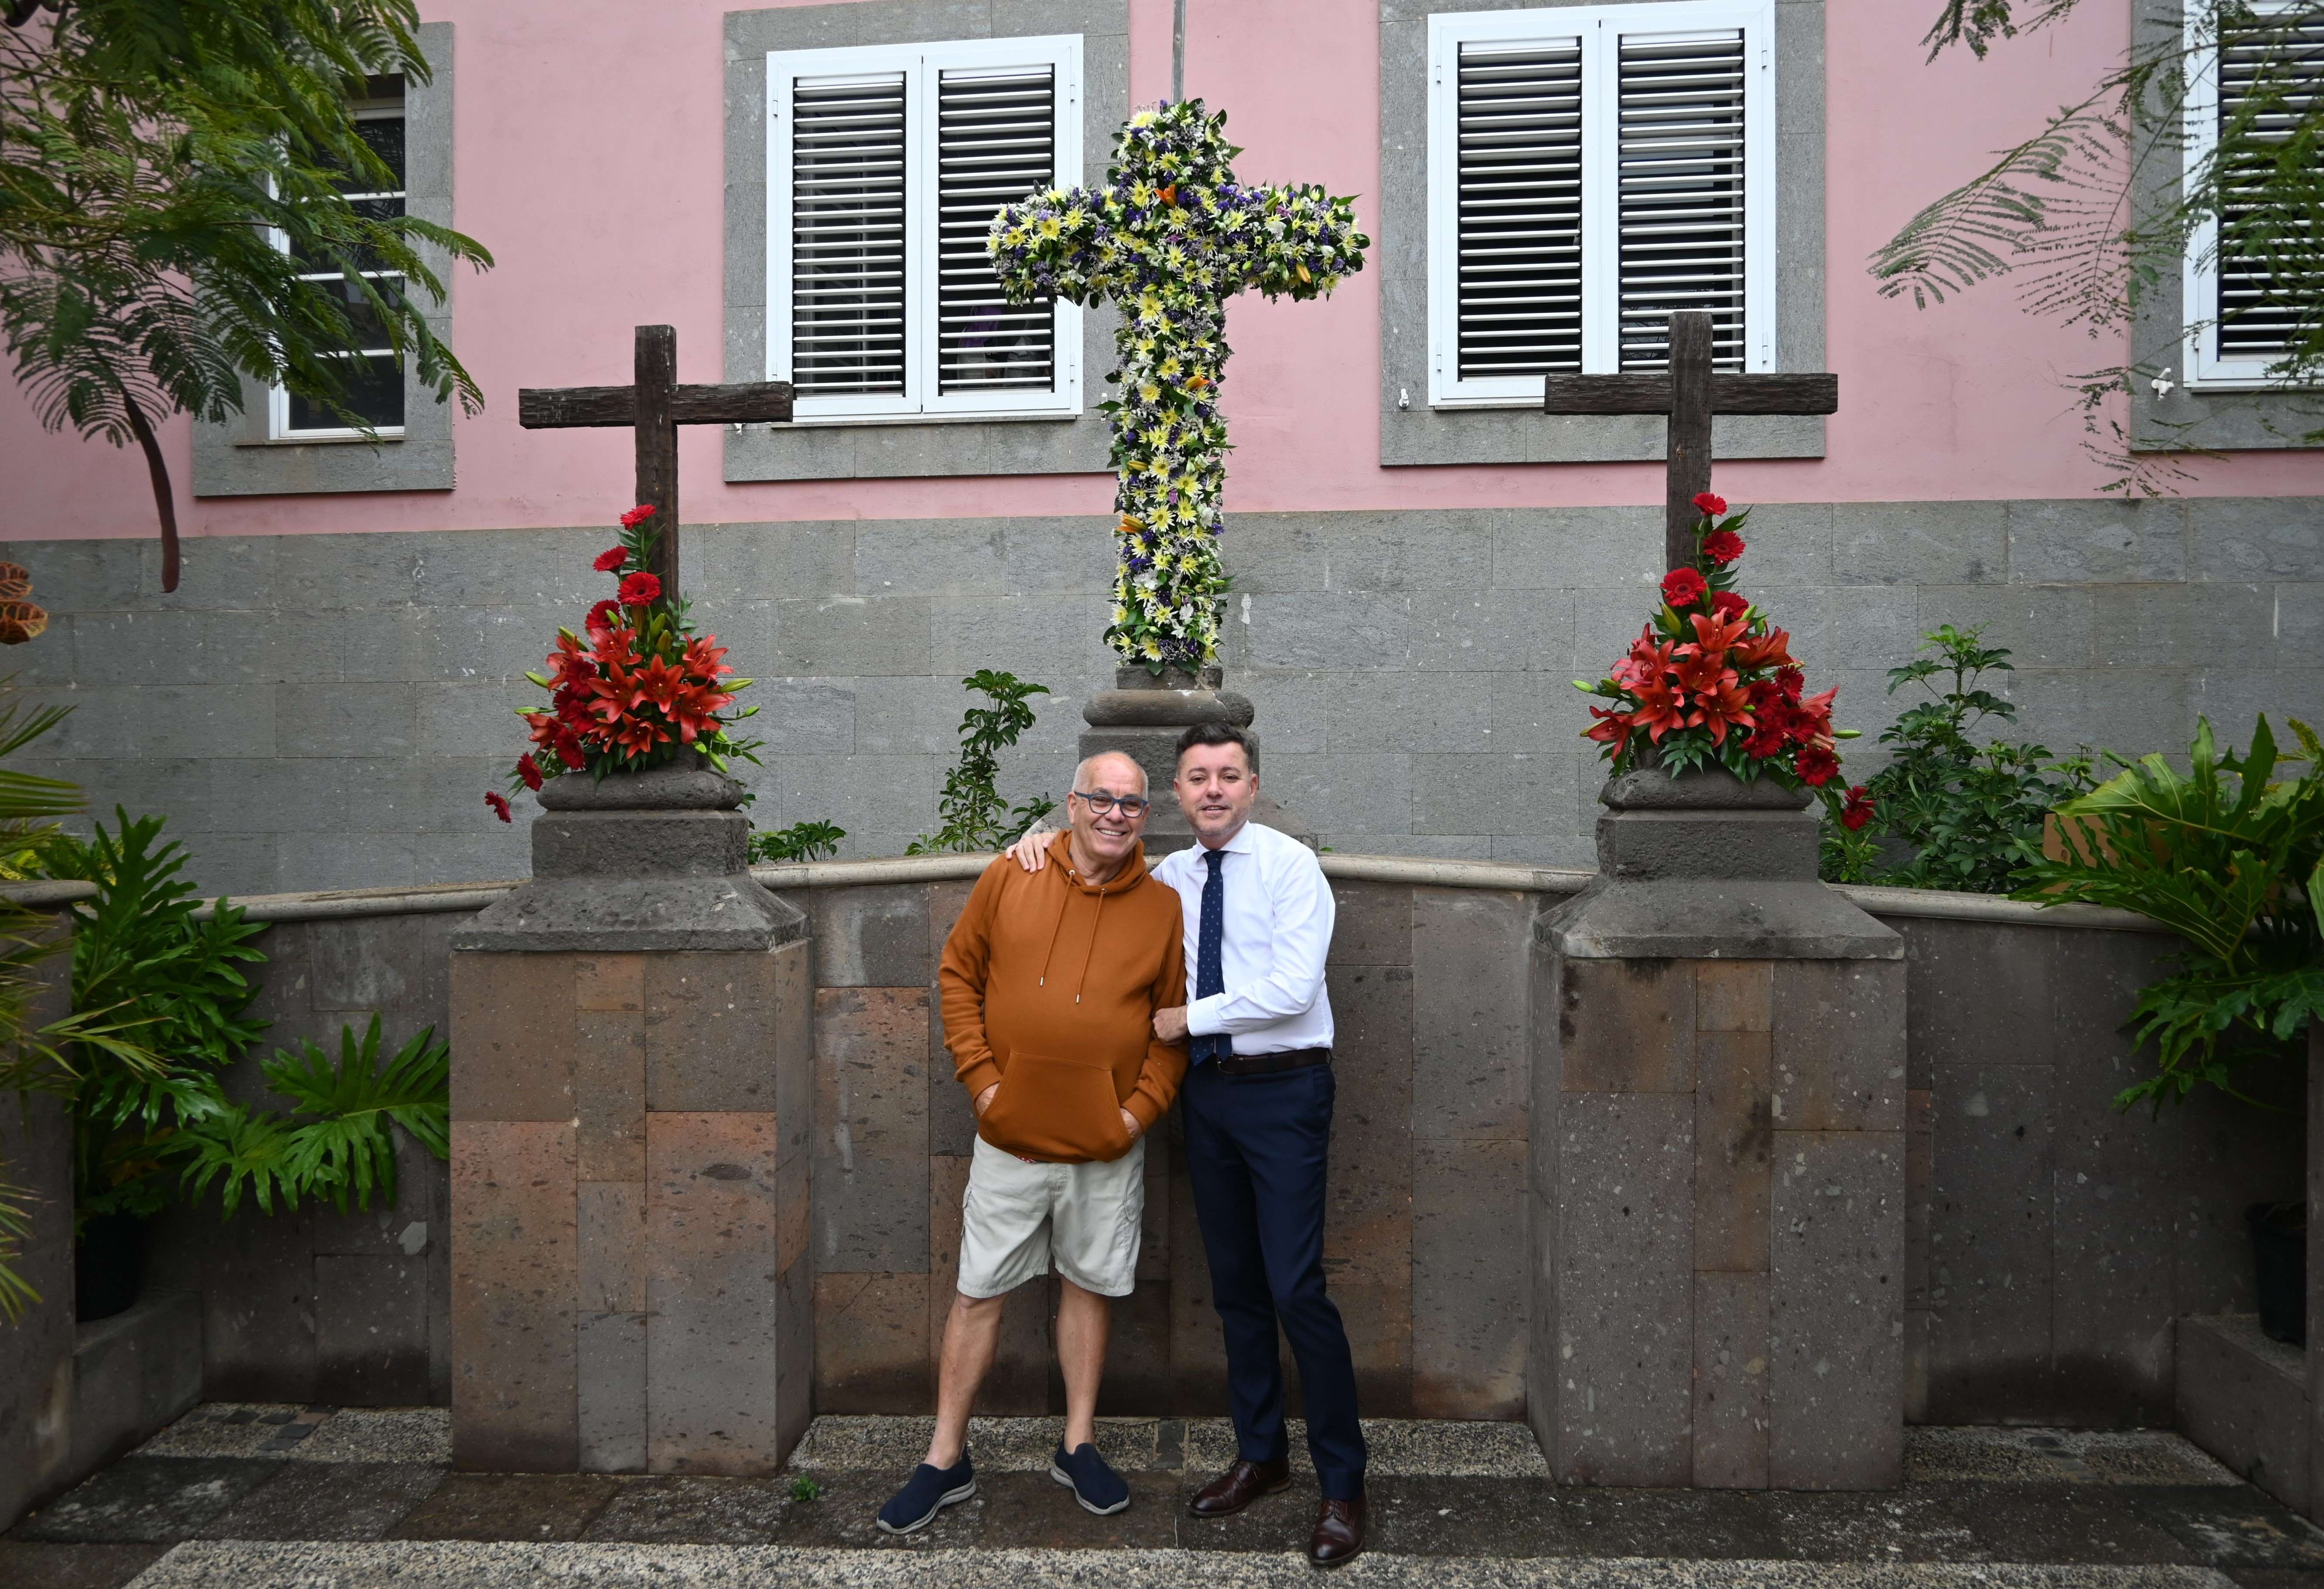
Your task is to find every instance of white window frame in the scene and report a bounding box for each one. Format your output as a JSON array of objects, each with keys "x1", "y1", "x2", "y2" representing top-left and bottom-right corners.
[
  {"x1": 765, "y1": 34, "x2": 1084, "y2": 425},
  {"x1": 269, "y1": 91, "x2": 409, "y2": 441},
  {"x1": 1425, "y1": 0, "x2": 1777, "y2": 409},
  {"x1": 2181, "y1": 0, "x2": 2314, "y2": 389}
]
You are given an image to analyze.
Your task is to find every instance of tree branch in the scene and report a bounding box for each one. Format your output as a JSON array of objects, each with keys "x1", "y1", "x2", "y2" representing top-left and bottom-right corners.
[{"x1": 114, "y1": 385, "x2": 179, "y2": 594}]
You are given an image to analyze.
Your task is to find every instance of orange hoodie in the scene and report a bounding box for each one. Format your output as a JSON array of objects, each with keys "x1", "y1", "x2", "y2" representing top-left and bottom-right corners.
[{"x1": 938, "y1": 832, "x2": 1187, "y2": 1164}]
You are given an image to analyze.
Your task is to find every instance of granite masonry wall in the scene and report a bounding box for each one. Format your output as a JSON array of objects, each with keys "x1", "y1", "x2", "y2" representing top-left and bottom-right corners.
[
  {"x1": 99, "y1": 865, "x2": 2305, "y2": 1433},
  {"x1": 3, "y1": 496, "x2": 2319, "y2": 897}
]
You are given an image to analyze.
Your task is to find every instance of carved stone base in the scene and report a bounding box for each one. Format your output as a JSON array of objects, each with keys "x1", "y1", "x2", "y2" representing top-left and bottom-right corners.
[{"x1": 1079, "y1": 667, "x2": 1313, "y2": 855}]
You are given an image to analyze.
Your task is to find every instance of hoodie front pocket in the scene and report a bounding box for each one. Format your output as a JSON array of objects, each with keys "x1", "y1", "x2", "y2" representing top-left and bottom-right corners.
[{"x1": 980, "y1": 1049, "x2": 1127, "y2": 1164}]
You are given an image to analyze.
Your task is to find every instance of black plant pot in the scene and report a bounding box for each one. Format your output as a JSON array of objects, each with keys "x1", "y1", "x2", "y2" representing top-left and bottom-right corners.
[
  {"x1": 74, "y1": 1212, "x2": 145, "y2": 1323},
  {"x1": 2246, "y1": 1200, "x2": 2306, "y2": 1346}
]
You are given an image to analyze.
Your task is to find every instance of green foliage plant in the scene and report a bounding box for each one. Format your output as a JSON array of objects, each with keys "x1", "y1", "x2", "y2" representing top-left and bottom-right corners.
[
  {"x1": 908, "y1": 670, "x2": 1057, "y2": 855},
  {"x1": 175, "y1": 1016, "x2": 449, "y2": 1217},
  {"x1": 749, "y1": 820, "x2": 847, "y2": 865},
  {"x1": 0, "y1": 0, "x2": 493, "y2": 586},
  {"x1": 2017, "y1": 714, "x2": 2324, "y2": 1110},
  {"x1": 1819, "y1": 624, "x2": 2094, "y2": 892},
  {"x1": 1872, "y1": 1, "x2": 2324, "y2": 492}
]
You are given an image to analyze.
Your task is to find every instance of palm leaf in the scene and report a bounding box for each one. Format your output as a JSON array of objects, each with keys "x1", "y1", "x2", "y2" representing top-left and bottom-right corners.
[
  {"x1": 172, "y1": 1104, "x2": 300, "y2": 1218},
  {"x1": 263, "y1": 1016, "x2": 450, "y2": 1214}
]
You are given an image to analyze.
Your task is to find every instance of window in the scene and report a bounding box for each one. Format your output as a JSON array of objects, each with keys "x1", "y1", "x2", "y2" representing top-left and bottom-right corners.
[
  {"x1": 2182, "y1": 0, "x2": 2324, "y2": 388},
  {"x1": 272, "y1": 77, "x2": 408, "y2": 439},
  {"x1": 764, "y1": 34, "x2": 1083, "y2": 422},
  {"x1": 1425, "y1": 0, "x2": 1776, "y2": 409}
]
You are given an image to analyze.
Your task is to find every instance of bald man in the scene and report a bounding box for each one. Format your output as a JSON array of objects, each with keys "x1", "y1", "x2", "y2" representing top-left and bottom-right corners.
[{"x1": 876, "y1": 750, "x2": 1188, "y2": 1535}]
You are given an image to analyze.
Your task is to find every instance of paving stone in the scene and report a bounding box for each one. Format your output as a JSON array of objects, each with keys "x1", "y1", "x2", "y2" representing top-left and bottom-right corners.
[
  {"x1": 580, "y1": 1476, "x2": 792, "y2": 1544},
  {"x1": 289, "y1": 1409, "x2": 451, "y2": 1466},
  {"x1": 385, "y1": 1472, "x2": 619, "y2": 1542},
  {"x1": 10, "y1": 1457, "x2": 279, "y2": 1543},
  {"x1": 1560, "y1": 958, "x2": 1695, "y2": 1094},
  {"x1": 1946, "y1": 1484, "x2": 2207, "y2": 1565},
  {"x1": 1552, "y1": 1485, "x2": 1791, "y2": 1559},
  {"x1": 968, "y1": 1469, "x2": 1182, "y2": 1551},
  {"x1": 1353, "y1": 1473, "x2": 1574, "y2": 1556},
  {"x1": 193, "y1": 1461, "x2": 443, "y2": 1540},
  {"x1": 2126, "y1": 1487, "x2": 2324, "y2": 1569},
  {"x1": 765, "y1": 1468, "x2": 988, "y2": 1549},
  {"x1": 0, "y1": 1541, "x2": 166, "y2": 1589},
  {"x1": 137, "y1": 1406, "x2": 308, "y2": 1461}
]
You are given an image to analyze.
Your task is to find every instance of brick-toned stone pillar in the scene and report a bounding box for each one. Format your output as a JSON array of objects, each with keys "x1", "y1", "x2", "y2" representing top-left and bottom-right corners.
[
  {"x1": 449, "y1": 762, "x2": 810, "y2": 1474},
  {"x1": 1530, "y1": 765, "x2": 1906, "y2": 1489}
]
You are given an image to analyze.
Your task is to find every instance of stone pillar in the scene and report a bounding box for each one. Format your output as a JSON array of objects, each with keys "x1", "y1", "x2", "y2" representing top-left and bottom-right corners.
[
  {"x1": 1528, "y1": 765, "x2": 1906, "y2": 1489},
  {"x1": 1079, "y1": 666, "x2": 1312, "y2": 856},
  {"x1": 449, "y1": 762, "x2": 812, "y2": 1474}
]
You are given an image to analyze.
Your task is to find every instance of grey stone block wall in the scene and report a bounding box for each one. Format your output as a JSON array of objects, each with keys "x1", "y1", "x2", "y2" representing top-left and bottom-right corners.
[{"x1": 5, "y1": 493, "x2": 2319, "y2": 897}]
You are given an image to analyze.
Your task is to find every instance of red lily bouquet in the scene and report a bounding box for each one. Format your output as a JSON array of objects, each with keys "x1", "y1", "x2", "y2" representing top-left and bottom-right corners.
[
  {"x1": 1579, "y1": 491, "x2": 1872, "y2": 830},
  {"x1": 484, "y1": 506, "x2": 758, "y2": 823}
]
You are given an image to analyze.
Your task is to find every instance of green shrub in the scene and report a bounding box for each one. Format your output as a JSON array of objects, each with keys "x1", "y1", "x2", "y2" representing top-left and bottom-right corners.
[
  {"x1": 909, "y1": 670, "x2": 1056, "y2": 854},
  {"x1": 748, "y1": 820, "x2": 846, "y2": 864},
  {"x1": 1820, "y1": 624, "x2": 2091, "y2": 892}
]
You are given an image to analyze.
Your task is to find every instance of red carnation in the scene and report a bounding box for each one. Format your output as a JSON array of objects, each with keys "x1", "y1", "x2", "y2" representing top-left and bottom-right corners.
[
  {"x1": 594, "y1": 547, "x2": 628, "y2": 573},
  {"x1": 1701, "y1": 530, "x2": 1746, "y2": 566},
  {"x1": 1794, "y1": 744, "x2": 1840, "y2": 787},
  {"x1": 485, "y1": 791, "x2": 513, "y2": 823},
  {"x1": 516, "y1": 753, "x2": 544, "y2": 791},
  {"x1": 620, "y1": 504, "x2": 657, "y2": 529},
  {"x1": 619, "y1": 571, "x2": 663, "y2": 606},
  {"x1": 1693, "y1": 492, "x2": 1727, "y2": 517},
  {"x1": 1661, "y1": 567, "x2": 1708, "y2": 608},
  {"x1": 1710, "y1": 590, "x2": 1749, "y2": 621},
  {"x1": 1840, "y1": 785, "x2": 1875, "y2": 832}
]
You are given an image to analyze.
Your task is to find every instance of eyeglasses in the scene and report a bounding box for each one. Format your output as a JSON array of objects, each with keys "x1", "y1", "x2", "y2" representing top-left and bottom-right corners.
[{"x1": 1071, "y1": 790, "x2": 1151, "y2": 816}]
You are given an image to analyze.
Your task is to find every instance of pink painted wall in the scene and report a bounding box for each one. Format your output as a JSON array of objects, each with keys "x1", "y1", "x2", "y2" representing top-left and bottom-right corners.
[{"x1": 5, "y1": 0, "x2": 2320, "y2": 545}]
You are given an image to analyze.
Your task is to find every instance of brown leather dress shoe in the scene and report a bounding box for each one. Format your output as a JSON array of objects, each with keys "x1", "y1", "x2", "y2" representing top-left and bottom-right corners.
[
  {"x1": 1187, "y1": 1456, "x2": 1291, "y2": 1517},
  {"x1": 1309, "y1": 1496, "x2": 1365, "y2": 1567}
]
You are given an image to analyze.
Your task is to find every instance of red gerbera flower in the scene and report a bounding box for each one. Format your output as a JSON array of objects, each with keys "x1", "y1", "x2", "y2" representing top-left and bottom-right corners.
[
  {"x1": 1774, "y1": 665, "x2": 1805, "y2": 702},
  {"x1": 1794, "y1": 744, "x2": 1840, "y2": 786},
  {"x1": 620, "y1": 504, "x2": 657, "y2": 529},
  {"x1": 1710, "y1": 590, "x2": 1749, "y2": 620},
  {"x1": 619, "y1": 571, "x2": 663, "y2": 606},
  {"x1": 1840, "y1": 785, "x2": 1876, "y2": 832},
  {"x1": 1661, "y1": 567, "x2": 1708, "y2": 608},
  {"x1": 594, "y1": 547, "x2": 628, "y2": 573},
  {"x1": 485, "y1": 791, "x2": 513, "y2": 823},
  {"x1": 516, "y1": 753, "x2": 544, "y2": 791},
  {"x1": 1701, "y1": 530, "x2": 1746, "y2": 566},
  {"x1": 1693, "y1": 492, "x2": 1728, "y2": 517}
]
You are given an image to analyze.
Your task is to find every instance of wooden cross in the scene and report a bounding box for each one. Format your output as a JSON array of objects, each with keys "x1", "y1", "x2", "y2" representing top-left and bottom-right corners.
[
  {"x1": 1542, "y1": 310, "x2": 1838, "y2": 573},
  {"x1": 517, "y1": 324, "x2": 793, "y2": 596}
]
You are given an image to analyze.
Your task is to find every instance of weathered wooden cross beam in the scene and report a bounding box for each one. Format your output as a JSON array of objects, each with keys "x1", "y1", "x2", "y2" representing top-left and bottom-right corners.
[
  {"x1": 1543, "y1": 310, "x2": 1838, "y2": 573},
  {"x1": 518, "y1": 324, "x2": 793, "y2": 596}
]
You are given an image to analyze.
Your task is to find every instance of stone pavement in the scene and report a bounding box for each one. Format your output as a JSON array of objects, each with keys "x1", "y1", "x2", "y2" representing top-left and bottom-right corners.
[{"x1": 6, "y1": 1406, "x2": 2324, "y2": 1588}]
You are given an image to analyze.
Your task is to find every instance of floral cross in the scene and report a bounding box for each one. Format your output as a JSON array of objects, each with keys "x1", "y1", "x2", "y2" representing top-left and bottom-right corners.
[{"x1": 989, "y1": 100, "x2": 1367, "y2": 669}]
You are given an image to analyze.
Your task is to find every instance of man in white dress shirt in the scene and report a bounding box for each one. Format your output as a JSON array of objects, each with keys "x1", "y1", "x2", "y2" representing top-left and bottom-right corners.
[{"x1": 1009, "y1": 721, "x2": 1366, "y2": 1566}]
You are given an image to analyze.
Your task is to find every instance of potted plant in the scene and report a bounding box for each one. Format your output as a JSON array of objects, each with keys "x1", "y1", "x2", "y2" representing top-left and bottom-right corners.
[{"x1": 2020, "y1": 716, "x2": 2323, "y2": 1339}]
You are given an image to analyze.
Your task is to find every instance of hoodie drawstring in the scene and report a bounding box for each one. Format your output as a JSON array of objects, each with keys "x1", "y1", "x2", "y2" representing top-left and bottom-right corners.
[{"x1": 1036, "y1": 836, "x2": 1135, "y2": 1003}]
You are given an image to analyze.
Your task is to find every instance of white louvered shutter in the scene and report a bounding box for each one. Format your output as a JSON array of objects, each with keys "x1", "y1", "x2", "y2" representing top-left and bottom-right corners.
[
  {"x1": 1454, "y1": 38, "x2": 1585, "y2": 381},
  {"x1": 2211, "y1": 9, "x2": 2324, "y2": 368},
  {"x1": 1615, "y1": 29, "x2": 1747, "y2": 371},
  {"x1": 788, "y1": 73, "x2": 909, "y2": 398},
  {"x1": 769, "y1": 36, "x2": 1080, "y2": 419},
  {"x1": 937, "y1": 65, "x2": 1058, "y2": 395},
  {"x1": 1427, "y1": 0, "x2": 1774, "y2": 407}
]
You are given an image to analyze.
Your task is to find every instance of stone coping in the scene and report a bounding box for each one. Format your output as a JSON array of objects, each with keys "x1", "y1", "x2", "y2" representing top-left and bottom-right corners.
[
  {"x1": 0, "y1": 877, "x2": 96, "y2": 910},
  {"x1": 186, "y1": 852, "x2": 2159, "y2": 934}
]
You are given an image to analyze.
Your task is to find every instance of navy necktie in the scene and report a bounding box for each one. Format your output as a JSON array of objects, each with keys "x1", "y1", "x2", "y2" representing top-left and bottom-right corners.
[{"x1": 1191, "y1": 848, "x2": 1230, "y2": 1064}]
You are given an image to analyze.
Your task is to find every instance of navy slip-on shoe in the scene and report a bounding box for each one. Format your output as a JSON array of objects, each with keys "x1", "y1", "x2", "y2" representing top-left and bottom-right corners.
[
  {"x1": 1051, "y1": 1441, "x2": 1130, "y2": 1516},
  {"x1": 876, "y1": 1453, "x2": 976, "y2": 1535}
]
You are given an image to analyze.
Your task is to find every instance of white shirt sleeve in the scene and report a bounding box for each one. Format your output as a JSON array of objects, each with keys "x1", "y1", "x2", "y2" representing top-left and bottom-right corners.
[{"x1": 1184, "y1": 844, "x2": 1335, "y2": 1037}]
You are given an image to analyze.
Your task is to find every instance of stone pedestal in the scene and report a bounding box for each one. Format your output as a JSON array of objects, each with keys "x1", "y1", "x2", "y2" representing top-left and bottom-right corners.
[
  {"x1": 1079, "y1": 666, "x2": 1313, "y2": 855},
  {"x1": 1528, "y1": 763, "x2": 1906, "y2": 1489},
  {"x1": 449, "y1": 762, "x2": 812, "y2": 1474}
]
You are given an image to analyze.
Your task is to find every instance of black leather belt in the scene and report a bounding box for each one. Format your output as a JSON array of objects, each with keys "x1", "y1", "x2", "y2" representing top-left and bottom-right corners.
[{"x1": 1212, "y1": 1047, "x2": 1331, "y2": 1077}]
